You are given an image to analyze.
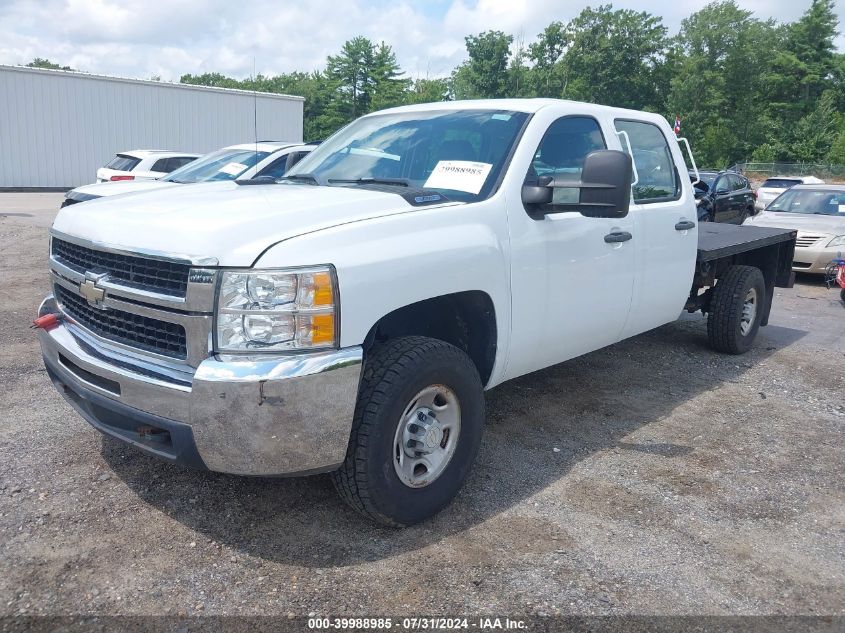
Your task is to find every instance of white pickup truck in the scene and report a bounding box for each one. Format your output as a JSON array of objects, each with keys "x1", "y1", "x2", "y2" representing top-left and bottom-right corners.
[{"x1": 37, "y1": 99, "x2": 796, "y2": 526}]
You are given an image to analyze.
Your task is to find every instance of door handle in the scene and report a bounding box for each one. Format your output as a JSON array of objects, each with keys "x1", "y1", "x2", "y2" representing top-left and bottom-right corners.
[
  {"x1": 675, "y1": 220, "x2": 696, "y2": 231},
  {"x1": 604, "y1": 231, "x2": 633, "y2": 243}
]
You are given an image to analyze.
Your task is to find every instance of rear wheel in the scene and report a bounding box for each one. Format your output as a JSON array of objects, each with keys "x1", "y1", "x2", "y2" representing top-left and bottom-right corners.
[
  {"x1": 707, "y1": 265, "x2": 766, "y2": 354},
  {"x1": 332, "y1": 336, "x2": 484, "y2": 527}
]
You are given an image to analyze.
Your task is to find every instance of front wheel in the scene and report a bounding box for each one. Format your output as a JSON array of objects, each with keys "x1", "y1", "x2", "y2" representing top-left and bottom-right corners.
[
  {"x1": 707, "y1": 265, "x2": 766, "y2": 354},
  {"x1": 332, "y1": 336, "x2": 485, "y2": 527}
]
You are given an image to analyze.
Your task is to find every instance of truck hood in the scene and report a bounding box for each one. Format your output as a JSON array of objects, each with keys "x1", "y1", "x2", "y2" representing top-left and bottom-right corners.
[
  {"x1": 70, "y1": 179, "x2": 179, "y2": 199},
  {"x1": 745, "y1": 211, "x2": 845, "y2": 236},
  {"x1": 52, "y1": 181, "x2": 426, "y2": 266}
]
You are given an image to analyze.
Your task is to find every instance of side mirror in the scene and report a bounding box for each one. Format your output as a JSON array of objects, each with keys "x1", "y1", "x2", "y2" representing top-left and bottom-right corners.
[
  {"x1": 577, "y1": 150, "x2": 632, "y2": 219},
  {"x1": 521, "y1": 175, "x2": 554, "y2": 205}
]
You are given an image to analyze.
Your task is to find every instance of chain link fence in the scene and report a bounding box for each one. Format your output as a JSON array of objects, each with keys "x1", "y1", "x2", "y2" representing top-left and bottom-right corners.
[{"x1": 731, "y1": 162, "x2": 845, "y2": 180}]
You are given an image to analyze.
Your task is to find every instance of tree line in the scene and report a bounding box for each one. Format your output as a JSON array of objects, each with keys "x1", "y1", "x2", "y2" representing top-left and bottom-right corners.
[{"x1": 31, "y1": 0, "x2": 845, "y2": 167}]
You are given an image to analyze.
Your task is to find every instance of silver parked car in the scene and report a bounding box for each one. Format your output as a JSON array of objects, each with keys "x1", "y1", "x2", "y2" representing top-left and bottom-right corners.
[{"x1": 744, "y1": 184, "x2": 845, "y2": 273}]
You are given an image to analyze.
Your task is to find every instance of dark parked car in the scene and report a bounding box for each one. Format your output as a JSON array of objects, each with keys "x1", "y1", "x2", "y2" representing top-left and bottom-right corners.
[{"x1": 689, "y1": 170, "x2": 756, "y2": 224}]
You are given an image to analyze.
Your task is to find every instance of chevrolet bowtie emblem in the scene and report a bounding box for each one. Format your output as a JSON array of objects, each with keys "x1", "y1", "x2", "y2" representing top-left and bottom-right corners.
[{"x1": 79, "y1": 276, "x2": 106, "y2": 307}]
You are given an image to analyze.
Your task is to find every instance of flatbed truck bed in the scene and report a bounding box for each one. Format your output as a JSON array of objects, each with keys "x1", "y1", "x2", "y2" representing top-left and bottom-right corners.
[{"x1": 697, "y1": 222, "x2": 797, "y2": 262}]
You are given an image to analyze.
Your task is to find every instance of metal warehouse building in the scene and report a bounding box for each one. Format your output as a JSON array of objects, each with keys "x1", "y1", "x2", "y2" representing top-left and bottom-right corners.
[{"x1": 0, "y1": 65, "x2": 304, "y2": 189}]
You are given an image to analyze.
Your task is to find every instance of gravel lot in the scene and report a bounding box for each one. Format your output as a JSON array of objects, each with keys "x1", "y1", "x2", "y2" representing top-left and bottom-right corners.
[{"x1": 0, "y1": 193, "x2": 843, "y2": 619}]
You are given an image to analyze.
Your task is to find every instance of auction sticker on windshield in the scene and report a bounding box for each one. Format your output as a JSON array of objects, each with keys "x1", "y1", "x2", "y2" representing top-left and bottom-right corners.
[
  {"x1": 219, "y1": 162, "x2": 247, "y2": 176},
  {"x1": 424, "y1": 160, "x2": 493, "y2": 194}
]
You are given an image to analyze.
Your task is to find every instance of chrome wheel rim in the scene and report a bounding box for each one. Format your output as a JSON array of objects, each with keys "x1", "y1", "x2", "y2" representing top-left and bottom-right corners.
[
  {"x1": 740, "y1": 287, "x2": 758, "y2": 336},
  {"x1": 393, "y1": 385, "x2": 461, "y2": 488}
]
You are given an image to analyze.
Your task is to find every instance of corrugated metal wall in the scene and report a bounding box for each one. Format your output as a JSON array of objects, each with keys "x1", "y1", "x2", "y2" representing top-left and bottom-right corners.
[{"x1": 0, "y1": 66, "x2": 304, "y2": 188}]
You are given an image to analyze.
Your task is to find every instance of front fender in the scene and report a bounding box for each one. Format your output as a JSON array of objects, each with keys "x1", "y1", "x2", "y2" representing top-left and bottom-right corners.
[{"x1": 253, "y1": 200, "x2": 512, "y2": 386}]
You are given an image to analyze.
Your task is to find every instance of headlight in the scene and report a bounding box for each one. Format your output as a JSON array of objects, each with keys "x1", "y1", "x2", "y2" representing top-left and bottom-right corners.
[
  {"x1": 215, "y1": 267, "x2": 337, "y2": 352},
  {"x1": 827, "y1": 235, "x2": 845, "y2": 247}
]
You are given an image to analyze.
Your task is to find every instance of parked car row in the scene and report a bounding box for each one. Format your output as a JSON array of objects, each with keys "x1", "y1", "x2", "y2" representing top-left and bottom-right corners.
[{"x1": 63, "y1": 142, "x2": 317, "y2": 208}]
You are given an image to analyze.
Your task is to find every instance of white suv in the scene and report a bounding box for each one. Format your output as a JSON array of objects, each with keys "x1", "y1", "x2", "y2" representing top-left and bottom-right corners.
[
  {"x1": 755, "y1": 175, "x2": 825, "y2": 211},
  {"x1": 63, "y1": 143, "x2": 316, "y2": 207},
  {"x1": 96, "y1": 150, "x2": 200, "y2": 183}
]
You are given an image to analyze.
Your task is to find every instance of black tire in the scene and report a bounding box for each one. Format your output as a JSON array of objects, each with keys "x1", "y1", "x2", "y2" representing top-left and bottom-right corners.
[
  {"x1": 707, "y1": 265, "x2": 766, "y2": 354},
  {"x1": 332, "y1": 336, "x2": 484, "y2": 527},
  {"x1": 737, "y1": 207, "x2": 749, "y2": 224},
  {"x1": 840, "y1": 287, "x2": 845, "y2": 303}
]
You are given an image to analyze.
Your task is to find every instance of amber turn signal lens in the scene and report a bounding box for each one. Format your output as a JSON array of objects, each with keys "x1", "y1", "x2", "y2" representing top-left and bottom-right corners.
[
  {"x1": 312, "y1": 272, "x2": 334, "y2": 306},
  {"x1": 308, "y1": 313, "x2": 335, "y2": 344}
]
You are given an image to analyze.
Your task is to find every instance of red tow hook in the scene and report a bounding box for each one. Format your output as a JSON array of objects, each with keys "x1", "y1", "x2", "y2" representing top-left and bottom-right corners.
[{"x1": 31, "y1": 313, "x2": 61, "y2": 330}]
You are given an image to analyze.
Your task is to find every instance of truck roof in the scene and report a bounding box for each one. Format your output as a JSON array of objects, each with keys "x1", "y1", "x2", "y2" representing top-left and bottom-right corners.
[{"x1": 373, "y1": 98, "x2": 671, "y2": 125}]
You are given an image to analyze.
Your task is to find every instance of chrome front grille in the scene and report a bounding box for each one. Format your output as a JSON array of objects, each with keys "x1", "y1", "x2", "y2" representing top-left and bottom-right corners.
[
  {"x1": 52, "y1": 237, "x2": 191, "y2": 297},
  {"x1": 795, "y1": 234, "x2": 825, "y2": 248},
  {"x1": 55, "y1": 285, "x2": 188, "y2": 359},
  {"x1": 49, "y1": 231, "x2": 217, "y2": 368}
]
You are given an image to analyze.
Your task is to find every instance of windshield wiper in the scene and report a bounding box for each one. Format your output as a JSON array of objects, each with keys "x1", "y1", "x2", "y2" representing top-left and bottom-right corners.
[
  {"x1": 279, "y1": 173, "x2": 324, "y2": 185},
  {"x1": 327, "y1": 177, "x2": 411, "y2": 187}
]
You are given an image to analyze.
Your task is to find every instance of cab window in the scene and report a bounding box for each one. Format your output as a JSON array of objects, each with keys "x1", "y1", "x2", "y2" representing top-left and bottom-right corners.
[
  {"x1": 524, "y1": 116, "x2": 606, "y2": 210},
  {"x1": 615, "y1": 119, "x2": 680, "y2": 203}
]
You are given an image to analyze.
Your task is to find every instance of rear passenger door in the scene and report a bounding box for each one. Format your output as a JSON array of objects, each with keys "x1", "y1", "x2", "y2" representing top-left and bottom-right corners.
[
  {"x1": 615, "y1": 118, "x2": 697, "y2": 338},
  {"x1": 712, "y1": 175, "x2": 734, "y2": 222},
  {"x1": 726, "y1": 174, "x2": 745, "y2": 223},
  {"x1": 150, "y1": 158, "x2": 171, "y2": 175}
]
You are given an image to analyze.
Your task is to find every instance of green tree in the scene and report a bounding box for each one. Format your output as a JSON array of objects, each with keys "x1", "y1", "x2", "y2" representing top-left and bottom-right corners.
[
  {"x1": 527, "y1": 21, "x2": 569, "y2": 97},
  {"x1": 180, "y1": 72, "x2": 241, "y2": 88},
  {"x1": 507, "y1": 35, "x2": 532, "y2": 97},
  {"x1": 827, "y1": 121, "x2": 845, "y2": 164},
  {"x1": 326, "y1": 36, "x2": 376, "y2": 119},
  {"x1": 451, "y1": 31, "x2": 513, "y2": 99},
  {"x1": 26, "y1": 58, "x2": 73, "y2": 71},
  {"x1": 790, "y1": 91, "x2": 841, "y2": 162},
  {"x1": 369, "y1": 42, "x2": 411, "y2": 111},
  {"x1": 787, "y1": 0, "x2": 839, "y2": 107},
  {"x1": 407, "y1": 77, "x2": 451, "y2": 104},
  {"x1": 325, "y1": 37, "x2": 408, "y2": 120},
  {"x1": 561, "y1": 6, "x2": 670, "y2": 110},
  {"x1": 668, "y1": 1, "x2": 780, "y2": 165}
]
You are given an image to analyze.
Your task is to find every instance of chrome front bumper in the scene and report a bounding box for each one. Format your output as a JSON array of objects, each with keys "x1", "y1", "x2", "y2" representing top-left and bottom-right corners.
[{"x1": 38, "y1": 295, "x2": 363, "y2": 476}]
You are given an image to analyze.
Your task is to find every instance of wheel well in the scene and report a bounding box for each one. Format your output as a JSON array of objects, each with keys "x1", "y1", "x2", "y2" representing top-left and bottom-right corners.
[{"x1": 363, "y1": 291, "x2": 497, "y2": 386}]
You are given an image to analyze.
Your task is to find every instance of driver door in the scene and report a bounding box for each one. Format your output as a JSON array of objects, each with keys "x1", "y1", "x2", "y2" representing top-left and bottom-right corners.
[{"x1": 504, "y1": 114, "x2": 636, "y2": 380}]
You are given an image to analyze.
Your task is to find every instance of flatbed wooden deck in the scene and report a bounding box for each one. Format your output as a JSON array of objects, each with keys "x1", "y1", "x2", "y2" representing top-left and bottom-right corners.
[{"x1": 697, "y1": 222, "x2": 797, "y2": 262}]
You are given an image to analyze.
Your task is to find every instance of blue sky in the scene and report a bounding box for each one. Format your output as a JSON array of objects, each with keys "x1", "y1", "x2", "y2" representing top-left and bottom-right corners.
[{"x1": 0, "y1": 0, "x2": 842, "y2": 82}]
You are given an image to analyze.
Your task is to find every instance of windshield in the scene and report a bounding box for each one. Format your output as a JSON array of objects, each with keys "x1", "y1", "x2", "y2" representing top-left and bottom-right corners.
[
  {"x1": 105, "y1": 155, "x2": 141, "y2": 171},
  {"x1": 163, "y1": 149, "x2": 271, "y2": 183},
  {"x1": 767, "y1": 189, "x2": 845, "y2": 215},
  {"x1": 762, "y1": 178, "x2": 802, "y2": 189},
  {"x1": 285, "y1": 109, "x2": 530, "y2": 202}
]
